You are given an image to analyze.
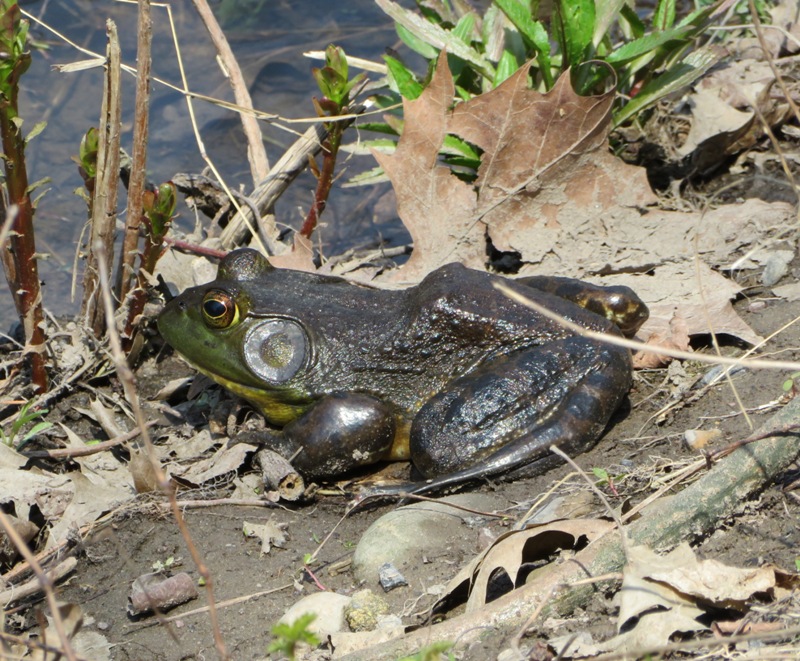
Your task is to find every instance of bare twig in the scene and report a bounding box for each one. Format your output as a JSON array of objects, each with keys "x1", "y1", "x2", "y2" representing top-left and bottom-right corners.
[
  {"x1": 220, "y1": 123, "x2": 328, "y2": 250},
  {"x1": 0, "y1": 511, "x2": 77, "y2": 660},
  {"x1": 494, "y1": 282, "x2": 800, "y2": 371},
  {"x1": 0, "y1": 557, "x2": 77, "y2": 606},
  {"x1": 0, "y1": 4, "x2": 48, "y2": 391},
  {"x1": 80, "y1": 20, "x2": 122, "y2": 337},
  {"x1": 116, "y1": 0, "x2": 153, "y2": 308},
  {"x1": 23, "y1": 420, "x2": 157, "y2": 459}
]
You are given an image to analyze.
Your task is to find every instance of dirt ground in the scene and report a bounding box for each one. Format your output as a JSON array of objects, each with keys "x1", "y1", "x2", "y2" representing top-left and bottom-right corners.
[{"x1": 7, "y1": 286, "x2": 794, "y2": 660}]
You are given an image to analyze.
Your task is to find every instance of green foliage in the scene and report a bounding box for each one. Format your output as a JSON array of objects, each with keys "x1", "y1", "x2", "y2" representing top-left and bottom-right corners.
[
  {"x1": 143, "y1": 181, "x2": 177, "y2": 241},
  {"x1": 592, "y1": 466, "x2": 611, "y2": 486},
  {"x1": 0, "y1": 400, "x2": 52, "y2": 450},
  {"x1": 77, "y1": 127, "x2": 99, "y2": 180},
  {"x1": 268, "y1": 613, "x2": 320, "y2": 660},
  {"x1": 782, "y1": 372, "x2": 800, "y2": 396},
  {"x1": 312, "y1": 44, "x2": 366, "y2": 111},
  {"x1": 0, "y1": 0, "x2": 30, "y2": 101},
  {"x1": 377, "y1": 0, "x2": 725, "y2": 126},
  {"x1": 151, "y1": 556, "x2": 175, "y2": 573}
]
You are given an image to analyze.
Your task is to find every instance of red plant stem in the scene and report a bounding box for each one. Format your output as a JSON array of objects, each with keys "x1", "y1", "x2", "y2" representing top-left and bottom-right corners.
[
  {"x1": 164, "y1": 236, "x2": 227, "y2": 260},
  {"x1": 0, "y1": 77, "x2": 47, "y2": 391},
  {"x1": 300, "y1": 132, "x2": 338, "y2": 239}
]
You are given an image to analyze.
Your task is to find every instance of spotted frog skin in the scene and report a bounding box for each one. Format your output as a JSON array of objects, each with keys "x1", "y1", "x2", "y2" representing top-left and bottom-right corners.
[{"x1": 158, "y1": 249, "x2": 648, "y2": 492}]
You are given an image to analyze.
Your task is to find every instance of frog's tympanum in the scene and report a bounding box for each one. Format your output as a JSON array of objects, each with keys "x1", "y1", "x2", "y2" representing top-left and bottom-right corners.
[{"x1": 159, "y1": 249, "x2": 648, "y2": 492}]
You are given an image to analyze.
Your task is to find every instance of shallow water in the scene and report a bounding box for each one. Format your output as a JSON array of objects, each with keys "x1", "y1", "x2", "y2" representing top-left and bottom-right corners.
[{"x1": 6, "y1": 0, "x2": 405, "y2": 327}]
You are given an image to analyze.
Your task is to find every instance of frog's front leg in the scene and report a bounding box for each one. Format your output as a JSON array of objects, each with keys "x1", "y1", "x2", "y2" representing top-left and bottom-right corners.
[
  {"x1": 408, "y1": 337, "x2": 631, "y2": 492},
  {"x1": 264, "y1": 393, "x2": 396, "y2": 480}
]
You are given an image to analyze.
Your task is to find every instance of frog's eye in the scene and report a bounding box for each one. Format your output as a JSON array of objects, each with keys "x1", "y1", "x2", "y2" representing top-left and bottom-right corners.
[
  {"x1": 243, "y1": 319, "x2": 308, "y2": 385},
  {"x1": 201, "y1": 289, "x2": 238, "y2": 329}
]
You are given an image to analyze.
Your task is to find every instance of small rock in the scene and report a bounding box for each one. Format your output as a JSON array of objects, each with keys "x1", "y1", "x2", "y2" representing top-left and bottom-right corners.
[
  {"x1": 378, "y1": 563, "x2": 407, "y2": 592},
  {"x1": 376, "y1": 614, "x2": 403, "y2": 630},
  {"x1": 279, "y1": 592, "x2": 352, "y2": 636},
  {"x1": 352, "y1": 493, "x2": 506, "y2": 584},
  {"x1": 344, "y1": 589, "x2": 390, "y2": 632},
  {"x1": 761, "y1": 250, "x2": 793, "y2": 287}
]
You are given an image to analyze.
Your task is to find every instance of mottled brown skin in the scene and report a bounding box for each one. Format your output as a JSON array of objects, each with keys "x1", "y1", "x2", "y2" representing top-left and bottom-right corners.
[{"x1": 158, "y1": 249, "x2": 648, "y2": 492}]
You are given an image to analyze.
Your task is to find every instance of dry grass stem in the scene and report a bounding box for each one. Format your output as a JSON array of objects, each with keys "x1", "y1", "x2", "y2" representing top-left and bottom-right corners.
[
  {"x1": 495, "y1": 282, "x2": 800, "y2": 371},
  {"x1": 95, "y1": 245, "x2": 230, "y2": 660},
  {"x1": 192, "y1": 0, "x2": 269, "y2": 182},
  {"x1": 80, "y1": 20, "x2": 121, "y2": 336}
]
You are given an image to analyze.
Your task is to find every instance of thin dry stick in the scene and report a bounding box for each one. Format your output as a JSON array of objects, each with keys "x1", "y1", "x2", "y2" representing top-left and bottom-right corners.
[
  {"x1": 23, "y1": 421, "x2": 157, "y2": 459},
  {"x1": 80, "y1": 20, "x2": 121, "y2": 336},
  {"x1": 191, "y1": 0, "x2": 269, "y2": 183},
  {"x1": 156, "y1": 2, "x2": 270, "y2": 256},
  {"x1": 128, "y1": 583, "x2": 294, "y2": 631},
  {"x1": 94, "y1": 246, "x2": 230, "y2": 661},
  {"x1": 220, "y1": 123, "x2": 328, "y2": 250},
  {"x1": 550, "y1": 446, "x2": 629, "y2": 560},
  {"x1": 116, "y1": 0, "x2": 152, "y2": 305},
  {"x1": 0, "y1": 557, "x2": 77, "y2": 606},
  {"x1": 0, "y1": 511, "x2": 77, "y2": 661},
  {"x1": 749, "y1": 0, "x2": 800, "y2": 125},
  {"x1": 494, "y1": 282, "x2": 800, "y2": 371}
]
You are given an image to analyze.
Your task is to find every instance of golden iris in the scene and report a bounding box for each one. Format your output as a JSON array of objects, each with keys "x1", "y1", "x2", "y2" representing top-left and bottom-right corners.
[{"x1": 201, "y1": 289, "x2": 238, "y2": 328}]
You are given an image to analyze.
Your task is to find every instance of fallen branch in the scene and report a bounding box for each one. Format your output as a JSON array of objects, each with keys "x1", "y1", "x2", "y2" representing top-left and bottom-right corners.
[{"x1": 219, "y1": 123, "x2": 328, "y2": 251}]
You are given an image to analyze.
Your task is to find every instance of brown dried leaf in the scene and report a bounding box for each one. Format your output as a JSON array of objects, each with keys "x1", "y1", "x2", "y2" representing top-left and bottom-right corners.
[
  {"x1": 372, "y1": 54, "x2": 483, "y2": 282},
  {"x1": 268, "y1": 233, "x2": 316, "y2": 272},
  {"x1": 436, "y1": 518, "x2": 614, "y2": 614},
  {"x1": 374, "y1": 53, "x2": 655, "y2": 284}
]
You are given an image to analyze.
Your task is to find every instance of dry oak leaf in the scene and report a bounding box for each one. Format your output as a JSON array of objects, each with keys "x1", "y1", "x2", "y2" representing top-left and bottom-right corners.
[{"x1": 373, "y1": 52, "x2": 655, "y2": 284}]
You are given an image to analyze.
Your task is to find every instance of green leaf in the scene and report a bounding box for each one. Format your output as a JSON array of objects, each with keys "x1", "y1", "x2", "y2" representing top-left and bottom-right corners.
[
  {"x1": 494, "y1": 0, "x2": 553, "y2": 87},
  {"x1": 613, "y1": 47, "x2": 721, "y2": 126},
  {"x1": 604, "y1": 25, "x2": 694, "y2": 65},
  {"x1": 24, "y1": 119, "x2": 45, "y2": 143},
  {"x1": 396, "y1": 22, "x2": 438, "y2": 59},
  {"x1": 442, "y1": 134, "x2": 480, "y2": 160},
  {"x1": 653, "y1": 0, "x2": 677, "y2": 30},
  {"x1": 493, "y1": 49, "x2": 519, "y2": 87},
  {"x1": 16, "y1": 421, "x2": 53, "y2": 451},
  {"x1": 376, "y1": 0, "x2": 494, "y2": 79},
  {"x1": 355, "y1": 121, "x2": 399, "y2": 136},
  {"x1": 341, "y1": 137, "x2": 397, "y2": 156},
  {"x1": 593, "y1": 0, "x2": 629, "y2": 47},
  {"x1": 451, "y1": 13, "x2": 476, "y2": 45},
  {"x1": 344, "y1": 164, "x2": 389, "y2": 187},
  {"x1": 555, "y1": 0, "x2": 596, "y2": 69},
  {"x1": 384, "y1": 54, "x2": 424, "y2": 99},
  {"x1": 619, "y1": 4, "x2": 646, "y2": 39}
]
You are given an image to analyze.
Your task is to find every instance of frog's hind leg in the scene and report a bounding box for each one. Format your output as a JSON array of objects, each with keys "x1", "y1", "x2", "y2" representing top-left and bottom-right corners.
[{"x1": 408, "y1": 337, "x2": 631, "y2": 493}]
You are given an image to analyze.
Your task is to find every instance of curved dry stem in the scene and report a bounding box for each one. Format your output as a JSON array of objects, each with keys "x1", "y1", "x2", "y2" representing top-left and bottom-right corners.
[
  {"x1": 495, "y1": 281, "x2": 800, "y2": 371},
  {"x1": 191, "y1": 0, "x2": 269, "y2": 183}
]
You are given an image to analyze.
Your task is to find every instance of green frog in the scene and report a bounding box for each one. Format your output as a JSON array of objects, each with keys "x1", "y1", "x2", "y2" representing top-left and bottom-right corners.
[{"x1": 158, "y1": 249, "x2": 648, "y2": 492}]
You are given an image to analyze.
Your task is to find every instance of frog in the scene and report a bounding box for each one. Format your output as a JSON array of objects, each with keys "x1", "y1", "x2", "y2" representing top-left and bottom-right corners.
[{"x1": 158, "y1": 248, "x2": 648, "y2": 493}]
